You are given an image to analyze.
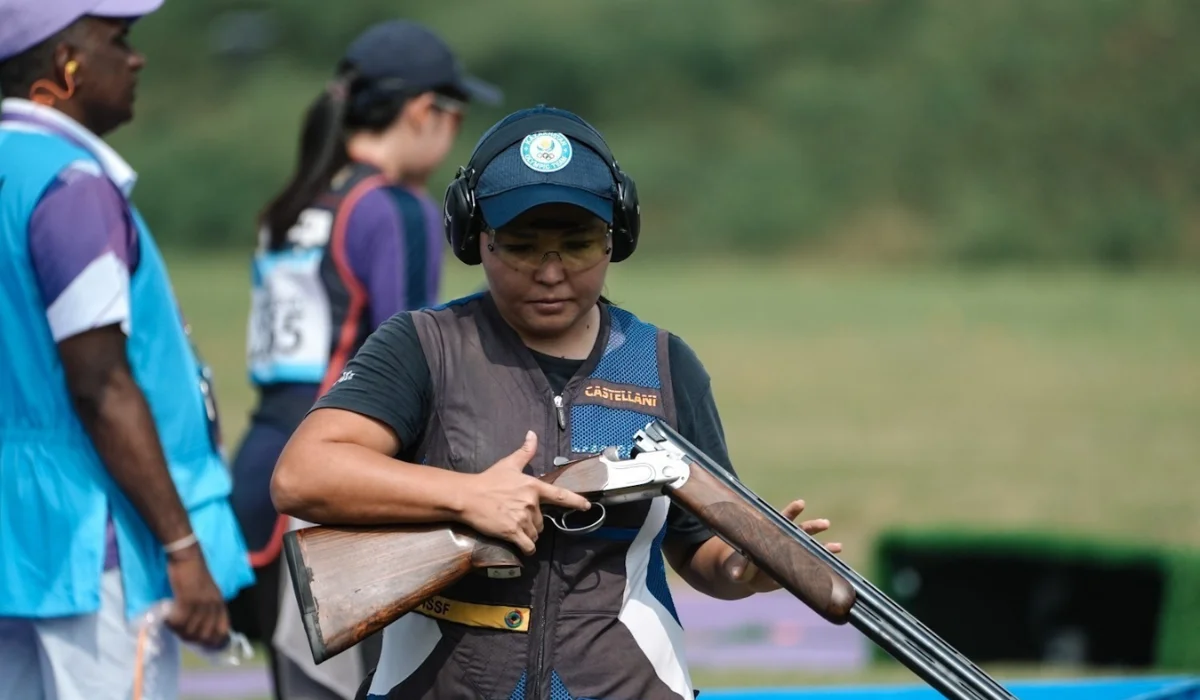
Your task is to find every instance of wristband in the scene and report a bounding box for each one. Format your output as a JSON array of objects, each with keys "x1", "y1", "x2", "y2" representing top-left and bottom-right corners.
[{"x1": 164, "y1": 533, "x2": 198, "y2": 554}]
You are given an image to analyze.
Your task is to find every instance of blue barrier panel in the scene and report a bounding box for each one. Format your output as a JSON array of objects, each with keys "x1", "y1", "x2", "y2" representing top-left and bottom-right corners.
[
  {"x1": 1129, "y1": 679, "x2": 1200, "y2": 700},
  {"x1": 699, "y1": 676, "x2": 1200, "y2": 700}
]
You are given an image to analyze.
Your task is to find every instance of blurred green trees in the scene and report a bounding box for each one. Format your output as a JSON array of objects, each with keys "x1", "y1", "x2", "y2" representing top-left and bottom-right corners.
[{"x1": 106, "y1": 0, "x2": 1200, "y2": 266}]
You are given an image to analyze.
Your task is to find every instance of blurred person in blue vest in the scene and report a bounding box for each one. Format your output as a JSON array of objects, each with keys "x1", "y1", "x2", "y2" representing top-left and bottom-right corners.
[
  {"x1": 226, "y1": 19, "x2": 502, "y2": 700},
  {"x1": 0, "y1": 1, "x2": 255, "y2": 699}
]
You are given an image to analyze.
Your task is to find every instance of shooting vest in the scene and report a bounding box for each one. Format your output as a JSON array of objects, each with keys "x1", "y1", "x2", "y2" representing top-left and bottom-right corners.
[
  {"x1": 247, "y1": 162, "x2": 439, "y2": 396},
  {"x1": 247, "y1": 163, "x2": 384, "y2": 393},
  {"x1": 0, "y1": 124, "x2": 254, "y2": 620},
  {"x1": 365, "y1": 293, "x2": 695, "y2": 700}
]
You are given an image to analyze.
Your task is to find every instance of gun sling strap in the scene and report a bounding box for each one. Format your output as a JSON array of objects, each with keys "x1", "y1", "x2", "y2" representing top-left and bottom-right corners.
[{"x1": 412, "y1": 595, "x2": 530, "y2": 633}]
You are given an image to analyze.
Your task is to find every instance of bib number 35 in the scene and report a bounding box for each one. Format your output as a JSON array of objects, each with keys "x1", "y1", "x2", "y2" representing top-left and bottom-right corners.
[
  {"x1": 246, "y1": 251, "x2": 332, "y2": 383},
  {"x1": 250, "y1": 297, "x2": 305, "y2": 358}
]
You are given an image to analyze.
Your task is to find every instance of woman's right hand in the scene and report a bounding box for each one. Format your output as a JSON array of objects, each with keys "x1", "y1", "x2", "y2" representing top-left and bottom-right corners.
[{"x1": 459, "y1": 430, "x2": 592, "y2": 555}]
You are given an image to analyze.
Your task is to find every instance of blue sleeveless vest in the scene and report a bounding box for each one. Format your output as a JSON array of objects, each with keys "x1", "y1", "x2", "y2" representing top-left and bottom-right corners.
[{"x1": 0, "y1": 126, "x2": 254, "y2": 621}]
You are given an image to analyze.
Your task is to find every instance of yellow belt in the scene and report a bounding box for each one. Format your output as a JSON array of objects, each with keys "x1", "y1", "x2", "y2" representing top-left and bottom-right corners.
[{"x1": 412, "y1": 595, "x2": 530, "y2": 633}]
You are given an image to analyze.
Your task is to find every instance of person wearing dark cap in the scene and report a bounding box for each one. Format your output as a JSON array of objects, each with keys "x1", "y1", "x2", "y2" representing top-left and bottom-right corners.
[
  {"x1": 269, "y1": 105, "x2": 843, "y2": 700},
  {"x1": 0, "y1": 1, "x2": 255, "y2": 698},
  {"x1": 227, "y1": 18, "x2": 502, "y2": 700}
]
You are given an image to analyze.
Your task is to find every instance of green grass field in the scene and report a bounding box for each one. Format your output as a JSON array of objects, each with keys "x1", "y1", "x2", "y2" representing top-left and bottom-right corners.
[{"x1": 169, "y1": 250, "x2": 1200, "y2": 691}]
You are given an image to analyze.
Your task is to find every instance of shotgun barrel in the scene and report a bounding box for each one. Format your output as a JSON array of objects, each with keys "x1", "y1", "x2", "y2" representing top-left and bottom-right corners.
[{"x1": 637, "y1": 420, "x2": 1020, "y2": 700}]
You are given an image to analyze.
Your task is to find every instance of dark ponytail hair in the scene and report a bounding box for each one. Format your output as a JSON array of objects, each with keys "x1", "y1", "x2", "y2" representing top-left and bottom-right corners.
[
  {"x1": 259, "y1": 68, "x2": 358, "y2": 250},
  {"x1": 258, "y1": 60, "x2": 459, "y2": 250}
]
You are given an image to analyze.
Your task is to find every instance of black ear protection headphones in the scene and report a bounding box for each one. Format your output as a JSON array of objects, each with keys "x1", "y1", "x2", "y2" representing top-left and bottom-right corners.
[{"x1": 443, "y1": 111, "x2": 641, "y2": 266}]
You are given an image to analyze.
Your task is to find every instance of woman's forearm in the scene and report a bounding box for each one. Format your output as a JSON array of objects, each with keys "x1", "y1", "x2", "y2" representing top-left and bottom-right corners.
[
  {"x1": 271, "y1": 438, "x2": 471, "y2": 525},
  {"x1": 670, "y1": 537, "x2": 756, "y2": 600}
]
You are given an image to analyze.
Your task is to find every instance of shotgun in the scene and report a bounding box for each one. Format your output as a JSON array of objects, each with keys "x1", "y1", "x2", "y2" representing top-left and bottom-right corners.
[{"x1": 284, "y1": 423, "x2": 1019, "y2": 700}]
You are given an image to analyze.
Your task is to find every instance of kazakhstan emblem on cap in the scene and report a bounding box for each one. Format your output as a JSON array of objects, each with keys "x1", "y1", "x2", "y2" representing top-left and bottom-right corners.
[{"x1": 520, "y1": 132, "x2": 572, "y2": 173}]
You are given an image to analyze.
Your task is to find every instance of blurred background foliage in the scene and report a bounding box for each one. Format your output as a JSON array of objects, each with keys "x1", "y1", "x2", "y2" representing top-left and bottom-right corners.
[
  {"x1": 82, "y1": 2, "x2": 1200, "y2": 687},
  {"x1": 113, "y1": 0, "x2": 1200, "y2": 267}
]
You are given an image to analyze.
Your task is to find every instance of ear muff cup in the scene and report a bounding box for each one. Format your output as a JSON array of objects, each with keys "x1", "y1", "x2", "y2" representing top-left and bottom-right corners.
[
  {"x1": 443, "y1": 111, "x2": 640, "y2": 266},
  {"x1": 612, "y1": 171, "x2": 640, "y2": 263},
  {"x1": 442, "y1": 168, "x2": 480, "y2": 263}
]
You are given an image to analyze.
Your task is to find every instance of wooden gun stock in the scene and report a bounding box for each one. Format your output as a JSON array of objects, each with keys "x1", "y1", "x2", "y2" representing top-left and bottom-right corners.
[
  {"x1": 283, "y1": 523, "x2": 520, "y2": 664},
  {"x1": 281, "y1": 454, "x2": 614, "y2": 665},
  {"x1": 668, "y1": 465, "x2": 857, "y2": 624}
]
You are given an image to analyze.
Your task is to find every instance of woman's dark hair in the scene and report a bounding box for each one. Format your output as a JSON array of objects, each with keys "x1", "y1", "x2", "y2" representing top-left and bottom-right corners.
[
  {"x1": 259, "y1": 67, "x2": 356, "y2": 250},
  {"x1": 258, "y1": 61, "x2": 440, "y2": 250}
]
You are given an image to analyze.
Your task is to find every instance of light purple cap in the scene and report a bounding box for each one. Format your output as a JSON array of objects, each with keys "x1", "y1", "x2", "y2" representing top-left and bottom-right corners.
[{"x1": 0, "y1": 0, "x2": 164, "y2": 62}]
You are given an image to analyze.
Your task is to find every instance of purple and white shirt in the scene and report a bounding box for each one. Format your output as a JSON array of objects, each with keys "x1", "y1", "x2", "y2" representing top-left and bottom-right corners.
[{"x1": 1, "y1": 98, "x2": 140, "y2": 571}]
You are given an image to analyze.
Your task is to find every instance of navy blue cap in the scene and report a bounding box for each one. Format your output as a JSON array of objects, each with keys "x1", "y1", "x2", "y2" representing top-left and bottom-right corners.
[
  {"x1": 342, "y1": 20, "x2": 502, "y2": 105},
  {"x1": 474, "y1": 109, "x2": 616, "y2": 230}
]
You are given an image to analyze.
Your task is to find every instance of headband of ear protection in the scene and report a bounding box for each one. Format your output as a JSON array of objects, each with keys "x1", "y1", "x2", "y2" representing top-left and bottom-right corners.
[{"x1": 443, "y1": 111, "x2": 640, "y2": 266}]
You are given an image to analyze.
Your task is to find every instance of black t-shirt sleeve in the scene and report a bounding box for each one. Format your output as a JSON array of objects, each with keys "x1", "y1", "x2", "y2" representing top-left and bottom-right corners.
[
  {"x1": 662, "y1": 332, "x2": 736, "y2": 553},
  {"x1": 309, "y1": 312, "x2": 433, "y2": 457}
]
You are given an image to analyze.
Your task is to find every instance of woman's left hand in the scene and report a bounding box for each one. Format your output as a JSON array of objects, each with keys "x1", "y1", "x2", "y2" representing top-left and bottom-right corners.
[{"x1": 724, "y1": 499, "x2": 843, "y2": 594}]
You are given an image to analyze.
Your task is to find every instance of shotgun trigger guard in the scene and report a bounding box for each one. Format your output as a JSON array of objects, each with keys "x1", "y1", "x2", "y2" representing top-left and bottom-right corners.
[
  {"x1": 540, "y1": 443, "x2": 692, "y2": 536},
  {"x1": 544, "y1": 502, "x2": 607, "y2": 534}
]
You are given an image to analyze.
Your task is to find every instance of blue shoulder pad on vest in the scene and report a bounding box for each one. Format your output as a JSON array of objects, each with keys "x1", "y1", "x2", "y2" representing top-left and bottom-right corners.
[
  {"x1": 570, "y1": 306, "x2": 664, "y2": 459},
  {"x1": 592, "y1": 307, "x2": 662, "y2": 390},
  {"x1": 568, "y1": 306, "x2": 681, "y2": 624}
]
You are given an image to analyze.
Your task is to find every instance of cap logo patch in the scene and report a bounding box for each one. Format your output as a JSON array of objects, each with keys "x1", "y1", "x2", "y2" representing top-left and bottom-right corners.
[{"x1": 520, "y1": 132, "x2": 572, "y2": 173}]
